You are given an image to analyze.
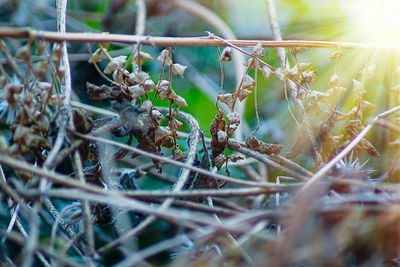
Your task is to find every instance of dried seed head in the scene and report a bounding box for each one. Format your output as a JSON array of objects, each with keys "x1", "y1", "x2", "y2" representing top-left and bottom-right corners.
[
  {"x1": 157, "y1": 49, "x2": 172, "y2": 65},
  {"x1": 171, "y1": 63, "x2": 187, "y2": 77},
  {"x1": 132, "y1": 50, "x2": 154, "y2": 65},
  {"x1": 172, "y1": 147, "x2": 185, "y2": 161},
  {"x1": 16, "y1": 45, "x2": 30, "y2": 61},
  {"x1": 174, "y1": 95, "x2": 188, "y2": 107},
  {"x1": 32, "y1": 61, "x2": 48, "y2": 78},
  {"x1": 261, "y1": 65, "x2": 272, "y2": 80},
  {"x1": 128, "y1": 84, "x2": 146, "y2": 99},
  {"x1": 140, "y1": 99, "x2": 153, "y2": 113},
  {"x1": 220, "y1": 47, "x2": 232, "y2": 63},
  {"x1": 217, "y1": 93, "x2": 234, "y2": 109},
  {"x1": 242, "y1": 74, "x2": 256, "y2": 89},
  {"x1": 251, "y1": 41, "x2": 265, "y2": 57},
  {"x1": 328, "y1": 74, "x2": 339, "y2": 88},
  {"x1": 291, "y1": 47, "x2": 307, "y2": 55},
  {"x1": 238, "y1": 89, "x2": 252, "y2": 102},
  {"x1": 217, "y1": 130, "x2": 228, "y2": 143},
  {"x1": 89, "y1": 48, "x2": 103, "y2": 63},
  {"x1": 104, "y1": 56, "x2": 127, "y2": 74},
  {"x1": 143, "y1": 79, "x2": 156, "y2": 92}
]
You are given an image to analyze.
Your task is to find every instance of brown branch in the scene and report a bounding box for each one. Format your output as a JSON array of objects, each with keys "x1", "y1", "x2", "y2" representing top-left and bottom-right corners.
[{"x1": 1, "y1": 28, "x2": 400, "y2": 49}]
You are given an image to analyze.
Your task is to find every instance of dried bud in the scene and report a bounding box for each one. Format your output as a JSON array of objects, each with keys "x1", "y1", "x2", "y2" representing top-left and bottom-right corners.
[
  {"x1": 104, "y1": 56, "x2": 127, "y2": 74},
  {"x1": 89, "y1": 48, "x2": 103, "y2": 63},
  {"x1": 220, "y1": 47, "x2": 232, "y2": 63},
  {"x1": 291, "y1": 47, "x2": 307, "y2": 55},
  {"x1": 128, "y1": 71, "x2": 150, "y2": 85},
  {"x1": 157, "y1": 49, "x2": 172, "y2": 65},
  {"x1": 217, "y1": 93, "x2": 234, "y2": 109},
  {"x1": 361, "y1": 100, "x2": 376, "y2": 112},
  {"x1": 154, "y1": 126, "x2": 173, "y2": 147},
  {"x1": 32, "y1": 61, "x2": 48, "y2": 78},
  {"x1": 238, "y1": 89, "x2": 252, "y2": 102},
  {"x1": 174, "y1": 95, "x2": 188, "y2": 107},
  {"x1": 171, "y1": 63, "x2": 187, "y2": 77},
  {"x1": 151, "y1": 109, "x2": 165, "y2": 125},
  {"x1": 158, "y1": 80, "x2": 174, "y2": 101},
  {"x1": 242, "y1": 74, "x2": 256, "y2": 89},
  {"x1": 113, "y1": 69, "x2": 128, "y2": 84},
  {"x1": 261, "y1": 65, "x2": 272, "y2": 80}
]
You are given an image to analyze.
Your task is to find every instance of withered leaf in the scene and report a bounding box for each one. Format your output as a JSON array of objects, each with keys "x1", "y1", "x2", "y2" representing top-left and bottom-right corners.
[{"x1": 245, "y1": 136, "x2": 283, "y2": 155}]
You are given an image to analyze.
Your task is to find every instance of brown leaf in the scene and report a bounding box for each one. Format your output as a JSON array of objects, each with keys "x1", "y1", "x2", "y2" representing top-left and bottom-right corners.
[{"x1": 245, "y1": 137, "x2": 283, "y2": 155}]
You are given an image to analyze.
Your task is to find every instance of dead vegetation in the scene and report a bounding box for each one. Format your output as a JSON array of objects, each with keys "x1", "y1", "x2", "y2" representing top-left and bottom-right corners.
[{"x1": 1, "y1": 0, "x2": 400, "y2": 266}]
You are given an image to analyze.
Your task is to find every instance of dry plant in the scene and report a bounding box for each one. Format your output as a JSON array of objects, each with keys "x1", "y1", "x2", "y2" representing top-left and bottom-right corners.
[{"x1": 1, "y1": 0, "x2": 400, "y2": 266}]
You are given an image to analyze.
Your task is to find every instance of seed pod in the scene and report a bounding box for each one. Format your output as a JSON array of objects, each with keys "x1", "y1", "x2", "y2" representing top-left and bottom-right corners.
[
  {"x1": 140, "y1": 99, "x2": 153, "y2": 113},
  {"x1": 302, "y1": 70, "x2": 317, "y2": 84},
  {"x1": 297, "y1": 62, "x2": 313, "y2": 73},
  {"x1": 143, "y1": 79, "x2": 156, "y2": 92},
  {"x1": 329, "y1": 50, "x2": 343, "y2": 60},
  {"x1": 174, "y1": 95, "x2": 188, "y2": 107},
  {"x1": 32, "y1": 61, "x2": 48, "y2": 78},
  {"x1": 217, "y1": 130, "x2": 227, "y2": 143},
  {"x1": 360, "y1": 64, "x2": 376, "y2": 81},
  {"x1": 132, "y1": 51, "x2": 153, "y2": 65},
  {"x1": 151, "y1": 109, "x2": 165, "y2": 125},
  {"x1": 238, "y1": 89, "x2": 252, "y2": 102},
  {"x1": 168, "y1": 117, "x2": 183, "y2": 132},
  {"x1": 154, "y1": 126, "x2": 174, "y2": 147},
  {"x1": 213, "y1": 153, "x2": 225, "y2": 170},
  {"x1": 242, "y1": 74, "x2": 255, "y2": 89},
  {"x1": 113, "y1": 69, "x2": 128, "y2": 84},
  {"x1": 138, "y1": 113, "x2": 154, "y2": 128},
  {"x1": 104, "y1": 56, "x2": 127, "y2": 74},
  {"x1": 274, "y1": 68, "x2": 286, "y2": 81},
  {"x1": 129, "y1": 84, "x2": 146, "y2": 99},
  {"x1": 217, "y1": 93, "x2": 234, "y2": 109},
  {"x1": 157, "y1": 49, "x2": 172, "y2": 65},
  {"x1": 171, "y1": 63, "x2": 187, "y2": 77},
  {"x1": 128, "y1": 71, "x2": 150, "y2": 85},
  {"x1": 220, "y1": 47, "x2": 232, "y2": 63},
  {"x1": 226, "y1": 124, "x2": 238, "y2": 137},
  {"x1": 158, "y1": 80, "x2": 173, "y2": 101},
  {"x1": 89, "y1": 48, "x2": 103, "y2": 63},
  {"x1": 172, "y1": 147, "x2": 185, "y2": 161},
  {"x1": 16, "y1": 45, "x2": 30, "y2": 60},
  {"x1": 361, "y1": 100, "x2": 376, "y2": 112},
  {"x1": 328, "y1": 74, "x2": 339, "y2": 88},
  {"x1": 226, "y1": 112, "x2": 240, "y2": 125},
  {"x1": 251, "y1": 41, "x2": 264, "y2": 57},
  {"x1": 291, "y1": 47, "x2": 307, "y2": 55},
  {"x1": 261, "y1": 65, "x2": 272, "y2": 80}
]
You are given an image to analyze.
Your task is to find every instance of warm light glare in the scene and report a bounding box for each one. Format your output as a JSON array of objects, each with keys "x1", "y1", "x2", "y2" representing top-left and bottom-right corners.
[{"x1": 352, "y1": 0, "x2": 400, "y2": 42}]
